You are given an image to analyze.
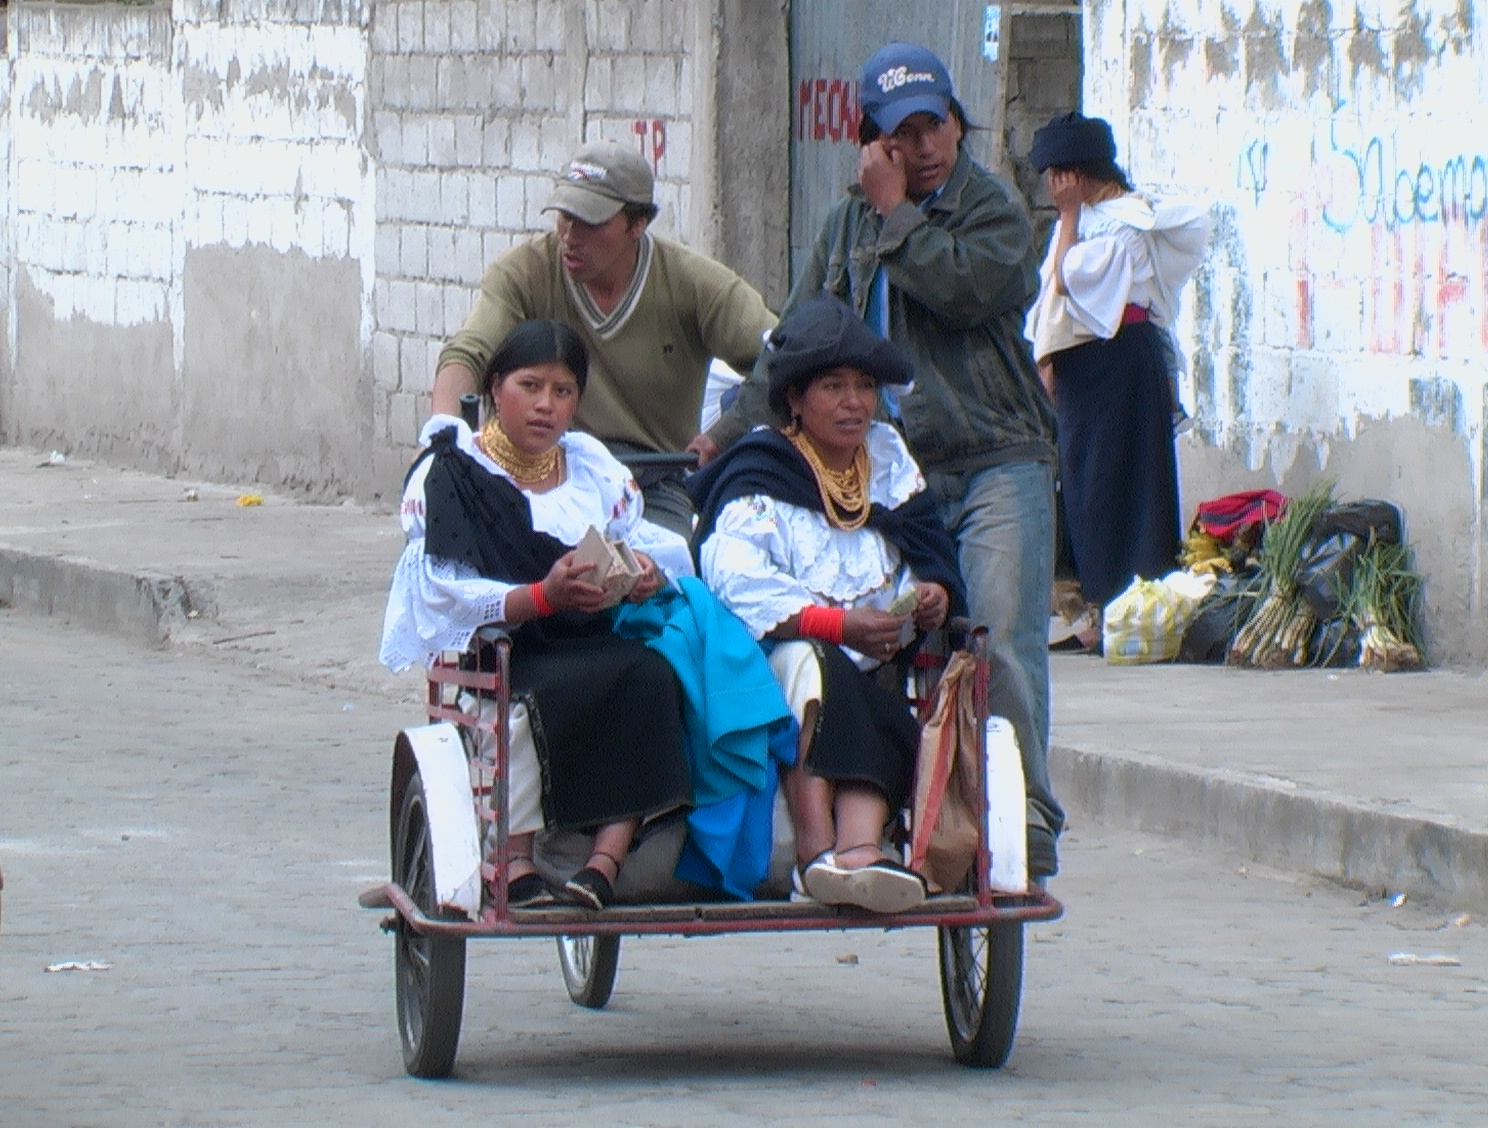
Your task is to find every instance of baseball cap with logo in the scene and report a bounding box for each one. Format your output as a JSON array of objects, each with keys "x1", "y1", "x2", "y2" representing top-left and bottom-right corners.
[
  {"x1": 542, "y1": 140, "x2": 655, "y2": 225},
  {"x1": 858, "y1": 42, "x2": 955, "y2": 135}
]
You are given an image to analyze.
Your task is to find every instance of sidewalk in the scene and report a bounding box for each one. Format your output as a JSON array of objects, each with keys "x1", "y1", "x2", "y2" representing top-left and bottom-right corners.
[{"x1": 3, "y1": 445, "x2": 1485, "y2": 910}]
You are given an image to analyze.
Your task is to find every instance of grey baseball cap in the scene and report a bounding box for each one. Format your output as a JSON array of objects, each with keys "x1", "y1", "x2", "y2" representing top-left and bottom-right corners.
[{"x1": 542, "y1": 140, "x2": 655, "y2": 225}]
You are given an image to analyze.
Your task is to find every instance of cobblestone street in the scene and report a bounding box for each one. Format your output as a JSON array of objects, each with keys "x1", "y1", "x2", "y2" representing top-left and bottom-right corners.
[{"x1": 2, "y1": 610, "x2": 1485, "y2": 1127}]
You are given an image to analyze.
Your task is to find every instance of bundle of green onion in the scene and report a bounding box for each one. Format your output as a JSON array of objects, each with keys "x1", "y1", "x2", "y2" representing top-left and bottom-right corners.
[
  {"x1": 1344, "y1": 541, "x2": 1424, "y2": 671},
  {"x1": 1227, "y1": 481, "x2": 1336, "y2": 668}
]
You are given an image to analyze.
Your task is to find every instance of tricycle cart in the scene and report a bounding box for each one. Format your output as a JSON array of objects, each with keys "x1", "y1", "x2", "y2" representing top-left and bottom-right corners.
[{"x1": 361, "y1": 624, "x2": 1062, "y2": 1079}]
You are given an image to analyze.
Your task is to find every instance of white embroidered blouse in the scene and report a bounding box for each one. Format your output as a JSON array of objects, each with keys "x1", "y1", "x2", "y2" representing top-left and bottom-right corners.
[
  {"x1": 1025, "y1": 191, "x2": 1210, "y2": 358},
  {"x1": 379, "y1": 415, "x2": 694, "y2": 672},
  {"x1": 698, "y1": 422, "x2": 930, "y2": 669}
]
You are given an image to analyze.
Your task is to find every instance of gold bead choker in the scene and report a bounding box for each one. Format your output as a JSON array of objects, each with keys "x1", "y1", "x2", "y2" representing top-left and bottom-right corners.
[
  {"x1": 477, "y1": 417, "x2": 562, "y2": 486},
  {"x1": 787, "y1": 428, "x2": 870, "y2": 531}
]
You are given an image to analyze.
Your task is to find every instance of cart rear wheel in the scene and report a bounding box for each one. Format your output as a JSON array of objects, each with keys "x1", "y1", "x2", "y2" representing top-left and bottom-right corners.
[
  {"x1": 557, "y1": 934, "x2": 620, "y2": 1009},
  {"x1": 938, "y1": 916, "x2": 1023, "y2": 1068},
  {"x1": 394, "y1": 770, "x2": 467, "y2": 1079}
]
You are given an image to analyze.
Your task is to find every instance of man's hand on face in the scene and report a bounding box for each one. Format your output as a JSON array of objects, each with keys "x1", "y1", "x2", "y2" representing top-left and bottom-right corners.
[{"x1": 859, "y1": 140, "x2": 909, "y2": 217}]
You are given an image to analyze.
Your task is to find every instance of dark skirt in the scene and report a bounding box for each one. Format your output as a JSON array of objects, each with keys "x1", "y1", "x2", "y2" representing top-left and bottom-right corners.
[
  {"x1": 1052, "y1": 322, "x2": 1181, "y2": 609},
  {"x1": 802, "y1": 642, "x2": 919, "y2": 812},
  {"x1": 511, "y1": 616, "x2": 690, "y2": 831}
]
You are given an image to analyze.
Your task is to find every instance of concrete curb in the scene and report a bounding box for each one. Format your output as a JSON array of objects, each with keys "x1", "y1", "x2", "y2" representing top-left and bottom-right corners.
[
  {"x1": 0, "y1": 547, "x2": 215, "y2": 645},
  {"x1": 1052, "y1": 743, "x2": 1488, "y2": 911}
]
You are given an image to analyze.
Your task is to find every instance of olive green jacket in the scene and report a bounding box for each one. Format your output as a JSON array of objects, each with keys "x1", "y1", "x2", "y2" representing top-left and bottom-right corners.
[{"x1": 709, "y1": 152, "x2": 1054, "y2": 477}]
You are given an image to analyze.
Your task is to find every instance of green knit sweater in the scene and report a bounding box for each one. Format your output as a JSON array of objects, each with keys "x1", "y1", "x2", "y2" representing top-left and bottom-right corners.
[{"x1": 438, "y1": 231, "x2": 776, "y2": 454}]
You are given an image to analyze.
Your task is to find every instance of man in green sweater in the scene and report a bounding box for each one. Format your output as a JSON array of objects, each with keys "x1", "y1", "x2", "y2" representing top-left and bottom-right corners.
[{"x1": 431, "y1": 140, "x2": 777, "y2": 535}]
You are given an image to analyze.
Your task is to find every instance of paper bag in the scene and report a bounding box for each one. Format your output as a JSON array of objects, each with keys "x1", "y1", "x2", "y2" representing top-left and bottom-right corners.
[
  {"x1": 572, "y1": 526, "x2": 644, "y2": 608},
  {"x1": 909, "y1": 650, "x2": 982, "y2": 894}
]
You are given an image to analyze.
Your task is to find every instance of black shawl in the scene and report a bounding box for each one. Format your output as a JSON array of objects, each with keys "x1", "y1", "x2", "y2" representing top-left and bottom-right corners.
[
  {"x1": 688, "y1": 428, "x2": 967, "y2": 616},
  {"x1": 420, "y1": 425, "x2": 570, "y2": 584}
]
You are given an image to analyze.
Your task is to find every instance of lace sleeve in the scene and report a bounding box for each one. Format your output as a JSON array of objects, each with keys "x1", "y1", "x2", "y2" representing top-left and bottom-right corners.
[
  {"x1": 697, "y1": 496, "x2": 815, "y2": 639},
  {"x1": 379, "y1": 539, "x2": 516, "y2": 673}
]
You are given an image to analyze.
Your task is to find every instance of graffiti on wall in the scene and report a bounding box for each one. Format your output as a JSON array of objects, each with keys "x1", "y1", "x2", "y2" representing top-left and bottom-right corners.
[
  {"x1": 632, "y1": 118, "x2": 666, "y2": 173},
  {"x1": 796, "y1": 77, "x2": 860, "y2": 143},
  {"x1": 1238, "y1": 117, "x2": 1488, "y2": 359}
]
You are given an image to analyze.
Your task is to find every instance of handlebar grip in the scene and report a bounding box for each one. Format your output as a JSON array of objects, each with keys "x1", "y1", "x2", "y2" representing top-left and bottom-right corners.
[
  {"x1": 617, "y1": 451, "x2": 700, "y2": 473},
  {"x1": 458, "y1": 393, "x2": 480, "y2": 430}
]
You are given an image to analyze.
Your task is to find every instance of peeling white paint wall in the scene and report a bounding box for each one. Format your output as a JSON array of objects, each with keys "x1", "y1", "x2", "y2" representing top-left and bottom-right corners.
[
  {"x1": 12, "y1": 5, "x2": 175, "y2": 330},
  {"x1": 2, "y1": 0, "x2": 374, "y2": 491},
  {"x1": 1087, "y1": 0, "x2": 1487, "y2": 665},
  {"x1": 0, "y1": 1, "x2": 785, "y2": 506}
]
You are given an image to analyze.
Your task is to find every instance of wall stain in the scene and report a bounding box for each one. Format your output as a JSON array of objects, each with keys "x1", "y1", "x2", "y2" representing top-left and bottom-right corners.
[
  {"x1": 1346, "y1": 14, "x2": 1388, "y2": 88},
  {"x1": 1393, "y1": 1, "x2": 1435, "y2": 99},
  {"x1": 183, "y1": 63, "x2": 226, "y2": 118},
  {"x1": 1243, "y1": 4, "x2": 1288, "y2": 108},
  {"x1": 1204, "y1": 6, "x2": 1241, "y2": 80},
  {"x1": 1447, "y1": 0, "x2": 1474, "y2": 55},
  {"x1": 1158, "y1": 7, "x2": 1195, "y2": 89},
  {"x1": 1189, "y1": 204, "x2": 1253, "y2": 427},
  {"x1": 183, "y1": 57, "x2": 357, "y2": 133},
  {"x1": 25, "y1": 70, "x2": 106, "y2": 124},
  {"x1": 1408, "y1": 376, "x2": 1462, "y2": 433},
  {"x1": 1292, "y1": 0, "x2": 1334, "y2": 102},
  {"x1": 1129, "y1": 17, "x2": 1154, "y2": 111},
  {"x1": 108, "y1": 75, "x2": 127, "y2": 123}
]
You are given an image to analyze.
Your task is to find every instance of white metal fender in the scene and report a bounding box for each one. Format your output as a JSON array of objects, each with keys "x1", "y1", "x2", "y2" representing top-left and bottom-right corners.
[{"x1": 397, "y1": 723, "x2": 482, "y2": 918}]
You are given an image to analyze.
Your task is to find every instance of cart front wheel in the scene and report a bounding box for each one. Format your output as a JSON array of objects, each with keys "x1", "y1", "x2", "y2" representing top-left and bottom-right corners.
[
  {"x1": 557, "y1": 934, "x2": 620, "y2": 1009},
  {"x1": 938, "y1": 918, "x2": 1023, "y2": 1068},
  {"x1": 394, "y1": 770, "x2": 468, "y2": 1078}
]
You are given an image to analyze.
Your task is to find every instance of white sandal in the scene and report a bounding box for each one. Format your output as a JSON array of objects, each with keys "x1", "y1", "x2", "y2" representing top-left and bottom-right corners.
[{"x1": 802, "y1": 847, "x2": 927, "y2": 913}]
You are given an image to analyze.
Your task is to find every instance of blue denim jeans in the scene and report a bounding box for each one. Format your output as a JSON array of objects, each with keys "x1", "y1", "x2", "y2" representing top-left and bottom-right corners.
[{"x1": 937, "y1": 459, "x2": 1064, "y2": 837}]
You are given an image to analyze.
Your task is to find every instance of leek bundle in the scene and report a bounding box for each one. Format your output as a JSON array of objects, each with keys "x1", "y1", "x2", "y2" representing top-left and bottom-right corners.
[
  {"x1": 1228, "y1": 482, "x2": 1336, "y2": 668},
  {"x1": 1346, "y1": 542, "x2": 1424, "y2": 672}
]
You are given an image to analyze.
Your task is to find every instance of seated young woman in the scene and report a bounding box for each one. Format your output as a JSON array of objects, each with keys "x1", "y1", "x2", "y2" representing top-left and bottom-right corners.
[
  {"x1": 380, "y1": 319, "x2": 695, "y2": 910},
  {"x1": 690, "y1": 297, "x2": 967, "y2": 913}
]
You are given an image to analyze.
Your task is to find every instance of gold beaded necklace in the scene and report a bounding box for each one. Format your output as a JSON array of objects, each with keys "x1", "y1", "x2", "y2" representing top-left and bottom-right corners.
[
  {"x1": 477, "y1": 417, "x2": 562, "y2": 486},
  {"x1": 787, "y1": 428, "x2": 871, "y2": 531}
]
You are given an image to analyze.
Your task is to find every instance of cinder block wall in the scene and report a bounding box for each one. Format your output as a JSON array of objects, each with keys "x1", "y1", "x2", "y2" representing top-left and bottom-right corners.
[
  {"x1": 365, "y1": 0, "x2": 748, "y2": 490},
  {"x1": 0, "y1": 0, "x2": 789, "y2": 503},
  {"x1": 1, "y1": 0, "x2": 374, "y2": 494},
  {"x1": 1086, "y1": 0, "x2": 1486, "y2": 666},
  {"x1": 1004, "y1": 7, "x2": 1083, "y2": 242}
]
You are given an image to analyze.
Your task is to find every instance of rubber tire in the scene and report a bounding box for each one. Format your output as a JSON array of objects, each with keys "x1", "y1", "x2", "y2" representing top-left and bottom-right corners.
[
  {"x1": 556, "y1": 933, "x2": 621, "y2": 1009},
  {"x1": 937, "y1": 917, "x2": 1024, "y2": 1068},
  {"x1": 394, "y1": 770, "x2": 468, "y2": 1079}
]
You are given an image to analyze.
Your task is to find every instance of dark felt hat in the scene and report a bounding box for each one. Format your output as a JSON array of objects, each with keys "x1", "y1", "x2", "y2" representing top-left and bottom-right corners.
[
  {"x1": 766, "y1": 296, "x2": 915, "y2": 421},
  {"x1": 1028, "y1": 112, "x2": 1118, "y2": 172}
]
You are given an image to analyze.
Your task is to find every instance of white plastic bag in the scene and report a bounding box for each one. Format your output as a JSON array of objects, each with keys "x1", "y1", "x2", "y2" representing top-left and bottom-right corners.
[{"x1": 1103, "y1": 571, "x2": 1214, "y2": 665}]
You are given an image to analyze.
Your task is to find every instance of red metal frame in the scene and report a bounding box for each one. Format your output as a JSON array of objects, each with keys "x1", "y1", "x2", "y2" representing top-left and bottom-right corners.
[{"x1": 385, "y1": 624, "x2": 1063, "y2": 939}]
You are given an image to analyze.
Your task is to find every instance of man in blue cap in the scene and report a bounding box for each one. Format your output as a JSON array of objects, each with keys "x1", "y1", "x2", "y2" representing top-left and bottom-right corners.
[{"x1": 710, "y1": 42, "x2": 1063, "y2": 879}]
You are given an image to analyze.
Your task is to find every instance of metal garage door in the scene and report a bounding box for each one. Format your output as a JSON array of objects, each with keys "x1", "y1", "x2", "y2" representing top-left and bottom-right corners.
[{"x1": 788, "y1": 1, "x2": 1010, "y2": 280}]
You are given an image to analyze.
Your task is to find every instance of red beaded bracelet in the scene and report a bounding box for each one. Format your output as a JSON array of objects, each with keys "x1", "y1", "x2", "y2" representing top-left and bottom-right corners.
[
  {"x1": 528, "y1": 581, "x2": 554, "y2": 617},
  {"x1": 797, "y1": 604, "x2": 845, "y2": 645}
]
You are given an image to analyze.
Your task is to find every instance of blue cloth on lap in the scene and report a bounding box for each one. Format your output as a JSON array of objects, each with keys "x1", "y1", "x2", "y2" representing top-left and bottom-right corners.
[{"x1": 614, "y1": 576, "x2": 796, "y2": 900}]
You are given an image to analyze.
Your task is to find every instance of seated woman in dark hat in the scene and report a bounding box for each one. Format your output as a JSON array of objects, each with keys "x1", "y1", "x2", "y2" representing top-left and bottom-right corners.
[
  {"x1": 380, "y1": 319, "x2": 694, "y2": 910},
  {"x1": 690, "y1": 297, "x2": 967, "y2": 913}
]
